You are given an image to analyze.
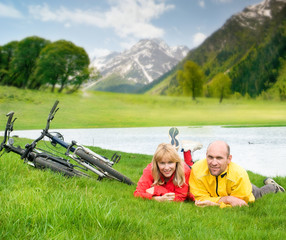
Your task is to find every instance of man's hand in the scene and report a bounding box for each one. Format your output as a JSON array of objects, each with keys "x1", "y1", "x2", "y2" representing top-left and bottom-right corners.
[
  {"x1": 195, "y1": 200, "x2": 220, "y2": 207},
  {"x1": 219, "y1": 196, "x2": 248, "y2": 207},
  {"x1": 153, "y1": 193, "x2": 175, "y2": 202}
]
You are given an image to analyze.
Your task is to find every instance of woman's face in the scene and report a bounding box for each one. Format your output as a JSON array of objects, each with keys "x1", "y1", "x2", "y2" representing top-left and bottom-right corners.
[{"x1": 157, "y1": 158, "x2": 176, "y2": 179}]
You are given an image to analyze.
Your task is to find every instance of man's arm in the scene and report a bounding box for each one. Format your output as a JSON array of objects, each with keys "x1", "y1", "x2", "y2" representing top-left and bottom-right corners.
[
  {"x1": 217, "y1": 167, "x2": 253, "y2": 207},
  {"x1": 228, "y1": 169, "x2": 254, "y2": 204},
  {"x1": 195, "y1": 200, "x2": 220, "y2": 207},
  {"x1": 218, "y1": 196, "x2": 248, "y2": 207}
]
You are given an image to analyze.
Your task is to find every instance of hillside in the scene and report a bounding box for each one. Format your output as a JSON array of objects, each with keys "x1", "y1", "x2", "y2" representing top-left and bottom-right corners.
[{"x1": 147, "y1": 0, "x2": 286, "y2": 97}]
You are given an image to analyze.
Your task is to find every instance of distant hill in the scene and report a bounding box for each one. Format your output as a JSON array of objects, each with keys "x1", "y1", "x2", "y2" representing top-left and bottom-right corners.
[
  {"x1": 87, "y1": 39, "x2": 189, "y2": 93},
  {"x1": 146, "y1": 0, "x2": 286, "y2": 97}
]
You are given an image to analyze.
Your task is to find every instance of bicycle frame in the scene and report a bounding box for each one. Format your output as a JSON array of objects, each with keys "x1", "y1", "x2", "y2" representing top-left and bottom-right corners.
[{"x1": 34, "y1": 101, "x2": 124, "y2": 179}]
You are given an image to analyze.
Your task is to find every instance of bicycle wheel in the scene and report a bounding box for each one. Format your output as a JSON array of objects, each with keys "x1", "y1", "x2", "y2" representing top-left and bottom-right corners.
[
  {"x1": 75, "y1": 148, "x2": 134, "y2": 185},
  {"x1": 33, "y1": 156, "x2": 88, "y2": 177}
]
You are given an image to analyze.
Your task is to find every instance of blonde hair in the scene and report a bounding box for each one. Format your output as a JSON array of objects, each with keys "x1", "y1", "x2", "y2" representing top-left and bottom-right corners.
[{"x1": 151, "y1": 143, "x2": 185, "y2": 187}]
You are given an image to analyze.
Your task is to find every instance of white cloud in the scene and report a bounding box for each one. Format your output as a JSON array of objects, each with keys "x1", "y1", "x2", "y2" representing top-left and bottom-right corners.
[
  {"x1": 198, "y1": 0, "x2": 205, "y2": 8},
  {"x1": 28, "y1": 0, "x2": 175, "y2": 39},
  {"x1": 0, "y1": 3, "x2": 22, "y2": 18},
  {"x1": 120, "y1": 38, "x2": 138, "y2": 51},
  {"x1": 90, "y1": 48, "x2": 112, "y2": 59},
  {"x1": 192, "y1": 32, "x2": 207, "y2": 47}
]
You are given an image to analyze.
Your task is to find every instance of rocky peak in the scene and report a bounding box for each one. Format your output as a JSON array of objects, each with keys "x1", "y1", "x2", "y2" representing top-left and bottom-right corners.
[
  {"x1": 90, "y1": 38, "x2": 189, "y2": 85},
  {"x1": 231, "y1": 0, "x2": 286, "y2": 29}
]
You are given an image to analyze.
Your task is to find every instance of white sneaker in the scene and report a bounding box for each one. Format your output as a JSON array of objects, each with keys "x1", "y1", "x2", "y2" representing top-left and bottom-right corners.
[
  {"x1": 181, "y1": 140, "x2": 203, "y2": 153},
  {"x1": 264, "y1": 178, "x2": 285, "y2": 193}
]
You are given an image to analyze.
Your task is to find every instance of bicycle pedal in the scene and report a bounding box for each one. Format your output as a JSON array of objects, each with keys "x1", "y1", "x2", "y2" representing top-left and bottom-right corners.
[
  {"x1": 111, "y1": 153, "x2": 121, "y2": 164},
  {"x1": 51, "y1": 140, "x2": 57, "y2": 147}
]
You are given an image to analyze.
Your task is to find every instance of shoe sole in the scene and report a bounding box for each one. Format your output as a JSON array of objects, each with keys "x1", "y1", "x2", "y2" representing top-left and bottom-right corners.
[{"x1": 169, "y1": 127, "x2": 179, "y2": 148}]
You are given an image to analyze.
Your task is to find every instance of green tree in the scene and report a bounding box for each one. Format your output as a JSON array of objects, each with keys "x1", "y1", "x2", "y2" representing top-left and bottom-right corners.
[
  {"x1": 67, "y1": 66, "x2": 101, "y2": 93},
  {"x1": 208, "y1": 72, "x2": 232, "y2": 103},
  {"x1": 176, "y1": 61, "x2": 204, "y2": 100},
  {"x1": 8, "y1": 36, "x2": 50, "y2": 88},
  {"x1": 0, "y1": 41, "x2": 18, "y2": 84},
  {"x1": 33, "y1": 40, "x2": 90, "y2": 92},
  {"x1": 268, "y1": 58, "x2": 286, "y2": 101}
]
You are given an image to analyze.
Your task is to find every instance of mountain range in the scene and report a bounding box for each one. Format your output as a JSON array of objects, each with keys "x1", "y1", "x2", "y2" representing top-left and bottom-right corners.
[
  {"x1": 148, "y1": 0, "x2": 286, "y2": 97},
  {"x1": 87, "y1": 0, "x2": 286, "y2": 97},
  {"x1": 88, "y1": 39, "x2": 189, "y2": 93}
]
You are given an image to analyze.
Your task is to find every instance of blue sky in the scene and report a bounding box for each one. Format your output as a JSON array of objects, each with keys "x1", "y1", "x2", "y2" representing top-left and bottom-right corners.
[{"x1": 0, "y1": 0, "x2": 262, "y2": 59}]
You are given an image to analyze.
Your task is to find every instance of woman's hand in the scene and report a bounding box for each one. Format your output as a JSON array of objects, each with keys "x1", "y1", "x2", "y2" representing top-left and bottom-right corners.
[
  {"x1": 146, "y1": 187, "x2": 155, "y2": 195},
  {"x1": 153, "y1": 192, "x2": 175, "y2": 202},
  {"x1": 146, "y1": 187, "x2": 175, "y2": 202}
]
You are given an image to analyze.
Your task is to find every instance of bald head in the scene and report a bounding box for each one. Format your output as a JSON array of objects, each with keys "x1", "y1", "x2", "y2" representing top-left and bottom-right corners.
[
  {"x1": 207, "y1": 140, "x2": 230, "y2": 157},
  {"x1": 206, "y1": 140, "x2": 232, "y2": 176}
]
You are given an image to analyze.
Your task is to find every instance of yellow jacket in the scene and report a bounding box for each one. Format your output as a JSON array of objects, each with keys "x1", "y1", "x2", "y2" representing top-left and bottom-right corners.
[{"x1": 189, "y1": 159, "x2": 255, "y2": 204}]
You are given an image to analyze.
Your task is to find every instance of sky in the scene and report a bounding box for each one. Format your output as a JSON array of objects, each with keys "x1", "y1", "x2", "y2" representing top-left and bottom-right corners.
[{"x1": 0, "y1": 0, "x2": 262, "y2": 59}]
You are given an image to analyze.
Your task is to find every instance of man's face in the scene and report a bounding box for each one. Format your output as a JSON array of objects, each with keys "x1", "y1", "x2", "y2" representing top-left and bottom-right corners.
[{"x1": 206, "y1": 141, "x2": 232, "y2": 176}]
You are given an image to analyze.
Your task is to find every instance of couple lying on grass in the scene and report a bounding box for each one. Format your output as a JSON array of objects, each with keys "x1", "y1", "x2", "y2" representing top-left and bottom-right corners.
[{"x1": 133, "y1": 128, "x2": 285, "y2": 208}]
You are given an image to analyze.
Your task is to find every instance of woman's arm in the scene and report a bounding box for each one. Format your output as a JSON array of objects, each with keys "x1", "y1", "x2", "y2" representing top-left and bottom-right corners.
[{"x1": 133, "y1": 164, "x2": 155, "y2": 199}]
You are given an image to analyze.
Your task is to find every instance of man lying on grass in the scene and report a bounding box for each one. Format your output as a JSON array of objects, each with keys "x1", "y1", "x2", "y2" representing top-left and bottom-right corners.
[{"x1": 189, "y1": 140, "x2": 285, "y2": 208}]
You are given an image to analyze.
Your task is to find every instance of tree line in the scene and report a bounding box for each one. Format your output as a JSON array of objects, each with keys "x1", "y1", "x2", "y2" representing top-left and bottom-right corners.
[{"x1": 0, "y1": 36, "x2": 99, "y2": 93}]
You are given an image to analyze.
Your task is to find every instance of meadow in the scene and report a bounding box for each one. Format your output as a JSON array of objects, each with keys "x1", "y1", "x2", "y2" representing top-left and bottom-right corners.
[
  {"x1": 1, "y1": 141, "x2": 285, "y2": 240},
  {"x1": 1, "y1": 86, "x2": 286, "y2": 130},
  {"x1": 0, "y1": 86, "x2": 286, "y2": 239}
]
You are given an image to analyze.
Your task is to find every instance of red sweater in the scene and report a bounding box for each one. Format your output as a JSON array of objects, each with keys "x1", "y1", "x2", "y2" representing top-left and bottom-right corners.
[{"x1": 134, "y1": 163, "x2": 194, "y2": 202}]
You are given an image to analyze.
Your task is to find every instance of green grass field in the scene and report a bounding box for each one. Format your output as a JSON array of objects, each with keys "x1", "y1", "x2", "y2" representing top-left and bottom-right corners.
[
  {"x1": 0, "y1": 86, "x2": 286, "y2": 239},
  {"x1": 1, "y1": 86, "x2": 286, "y2": 130},
  {"x1": 0, "y1": 140, "x2": 285, "y2": 240}
]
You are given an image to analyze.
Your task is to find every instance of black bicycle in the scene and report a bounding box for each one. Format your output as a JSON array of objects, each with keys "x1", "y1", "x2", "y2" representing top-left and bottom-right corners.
[
  {"x1": 0, "y1": 111, "x2": 88, "y2": 177},
  {"x1": 0, "y1": 101, "x2": 134, "y2": 185}
]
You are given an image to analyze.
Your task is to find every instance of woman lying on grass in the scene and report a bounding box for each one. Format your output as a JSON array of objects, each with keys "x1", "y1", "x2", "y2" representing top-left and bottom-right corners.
[{"x1": 134, "y1": 143, "x2": 195, "y2": 202}]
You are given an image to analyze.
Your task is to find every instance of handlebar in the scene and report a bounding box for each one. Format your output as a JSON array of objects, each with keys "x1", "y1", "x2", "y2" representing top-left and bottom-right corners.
[
  {"x1": 1, "y1": 100, "x2": 60, "y2": 158},
  {"x1": 45, "y1": 100, "x2": 59, "y2": 132},
  {"x1": 49, "y1": 100, "x2": 59, "y2": 121},
  {"x1": 6, "y1": 111, "x2": 15, "y2": 126},
  {"x1": 0, "y1": 111, "x2": 16, "y2": 151},
  {"x1": 21, "y1": 101, "x2": 59, "y2": 159}
]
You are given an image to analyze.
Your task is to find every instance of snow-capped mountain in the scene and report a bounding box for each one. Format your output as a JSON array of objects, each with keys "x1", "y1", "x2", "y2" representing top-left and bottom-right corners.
[
  {"x1": 88, "y1": 39, "x2": 189, "y2": 92},
  {"x1": 228, "y1": 0, "x2": 286, "y2": 29}
]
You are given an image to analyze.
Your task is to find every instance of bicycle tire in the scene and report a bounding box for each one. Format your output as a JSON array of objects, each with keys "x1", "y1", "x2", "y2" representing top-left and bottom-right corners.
[
  {"x1": 75, "y1": 148, "x2": 134, "y2": 185},
  {"x1": 33, "y1": 156, "x2": 88, "y2": 177}
]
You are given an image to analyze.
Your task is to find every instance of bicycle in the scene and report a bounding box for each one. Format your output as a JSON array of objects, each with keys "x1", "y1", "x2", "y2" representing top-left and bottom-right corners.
[
  {"x1": 0, "y1": 111, "x2": 88, "y2": 177},
  {"x1": 0, "y1": 101, "x2": 134, "y2": 185}
]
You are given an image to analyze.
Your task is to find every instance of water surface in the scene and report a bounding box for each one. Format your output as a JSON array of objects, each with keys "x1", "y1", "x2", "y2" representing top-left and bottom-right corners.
[{"x1": 3, "y1": 126, "x2": 286, "y2": 177}]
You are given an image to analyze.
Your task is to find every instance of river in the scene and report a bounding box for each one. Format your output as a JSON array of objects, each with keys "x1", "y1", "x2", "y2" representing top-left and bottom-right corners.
[{"x1": 2, "y1": 126, "x2": 286, "y2": 177}]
